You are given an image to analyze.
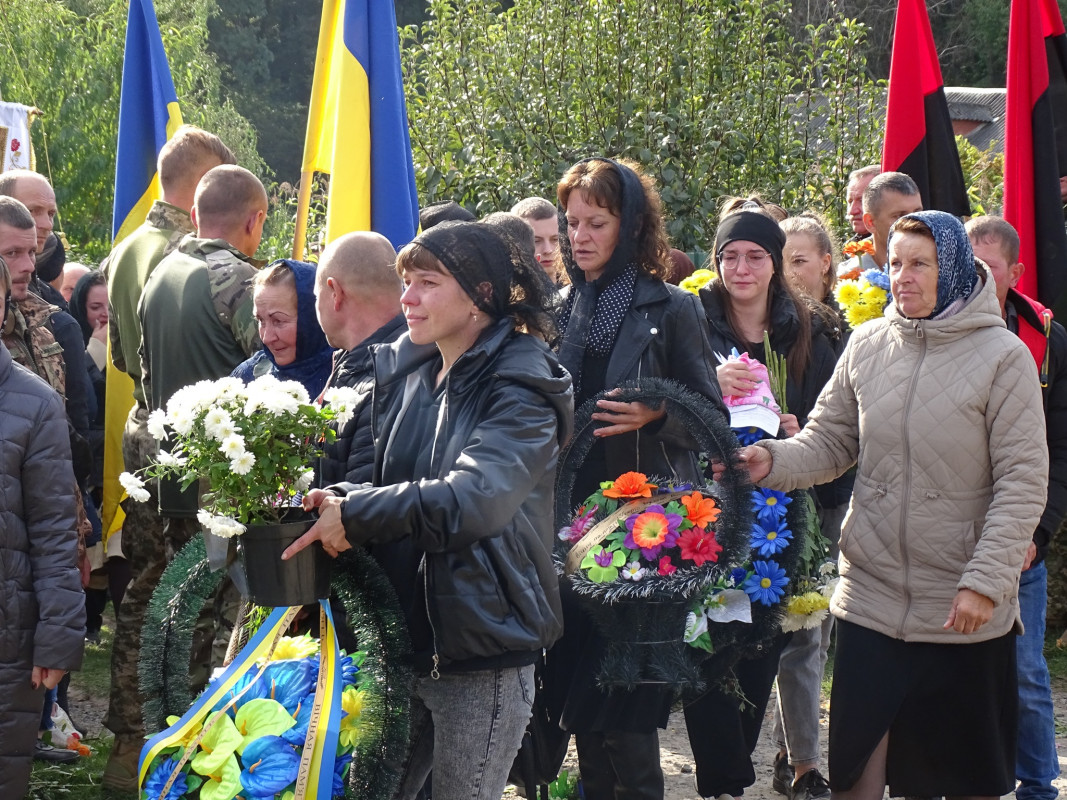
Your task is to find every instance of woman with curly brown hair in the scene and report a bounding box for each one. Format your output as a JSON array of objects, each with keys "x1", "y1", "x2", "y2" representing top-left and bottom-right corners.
[{"x1": 548, "y1": 157, "x2": 724, "y2": 800}]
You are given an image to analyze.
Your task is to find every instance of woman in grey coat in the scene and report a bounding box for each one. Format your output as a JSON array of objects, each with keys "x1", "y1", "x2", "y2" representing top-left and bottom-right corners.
[{"x1": 0, "y1": 258, "x2": 85, "y2": 797}]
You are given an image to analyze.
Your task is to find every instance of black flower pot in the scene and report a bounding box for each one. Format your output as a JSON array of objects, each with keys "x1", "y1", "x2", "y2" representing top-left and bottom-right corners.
[{"x1": 239, "y1": 512, "x2": 332, "y2": 607}]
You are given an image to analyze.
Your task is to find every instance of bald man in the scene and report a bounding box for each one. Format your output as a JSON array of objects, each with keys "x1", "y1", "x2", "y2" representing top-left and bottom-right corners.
[{"x1": 315, "y1": 231, "x2": 405, "y2": 486}]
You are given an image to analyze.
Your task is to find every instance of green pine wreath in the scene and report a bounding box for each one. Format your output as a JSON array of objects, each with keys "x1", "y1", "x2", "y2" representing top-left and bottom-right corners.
[{"x1": 140, "y1": 535, "x2": 412, "y2": 800}]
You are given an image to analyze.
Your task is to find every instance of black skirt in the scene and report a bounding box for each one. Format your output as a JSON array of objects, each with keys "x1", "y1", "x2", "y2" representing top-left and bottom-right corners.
[{"x1": 828, "y1": 619, "x2": 1017, "y2": 796}]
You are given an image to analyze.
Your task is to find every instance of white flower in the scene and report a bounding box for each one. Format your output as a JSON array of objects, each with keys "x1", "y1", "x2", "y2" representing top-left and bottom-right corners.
[
  {"x1": 156, "y1": 450, "x2": 187, "y2": 468},
  {"x1": 220, "y1": 435, "x2": 246, "y2": 458},
  {"x1": 204, "y1": 408, "x2": 233, "y2": 441},
  {"x1": 683, "y1": 611, "x2": 709, "y2": 643},
  {"x1": 170, "y1": 408, "x2": 195, "y2": 436},
  {"x1": 818, "y1": 560, "x2": 837, "y2": 577},
  {"x1": 197, "y1": 510, "x2": 246, "y2": 538},
  {"x1": 261, "y1": 391, "x2": 300, "y2": 416},
  {"x1": 119, "y1": 472, "x2": 151, "y2": 503},
  {"x1": 820, "y1": 576, "x2": 840, "y2": 598},
  {"x1": 146, "y1": 409, "x2": 168, "y2": 441},
  {"x1": 322, "y1": 386, "x2": 361, "y2": 427},
  {"x1": 295, "y1": 470, "x2": 314, "y2": 493},
  {"x1": 230, "y1": 451, "x2": 256, "y2": 475},
  {"x1": 621, "y1": 561, "x2": 647, "y2": 581},
  {"x1": 781, "y1": 607, "x2": 829, "y2": 633}
]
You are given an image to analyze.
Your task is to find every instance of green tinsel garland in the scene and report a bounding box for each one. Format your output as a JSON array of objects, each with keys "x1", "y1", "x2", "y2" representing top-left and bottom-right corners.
[{"x1": 140, "y1": 535, "x2": 412, "y2": 800}]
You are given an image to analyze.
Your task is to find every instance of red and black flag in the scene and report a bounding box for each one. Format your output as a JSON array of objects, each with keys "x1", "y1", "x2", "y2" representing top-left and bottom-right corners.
[
  {"x1": 1005, "y1": 0, "x2": 1067, "y2": 316},
  {"x1": 881, "y1": 0, "x2": 971, "y2": 217}
]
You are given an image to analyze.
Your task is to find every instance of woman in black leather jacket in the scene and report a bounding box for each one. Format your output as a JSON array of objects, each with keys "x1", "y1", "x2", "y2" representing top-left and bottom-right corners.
[
  {"x1": 286, "y1": 221, "x2": 573, "y2": 800},
  {"x1": 550, "y1": 157, "x2": 725, "y2": 800}
]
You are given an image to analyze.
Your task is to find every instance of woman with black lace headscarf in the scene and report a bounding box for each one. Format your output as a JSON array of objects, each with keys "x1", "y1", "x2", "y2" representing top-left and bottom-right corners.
[{"x1": 548, "y1": 157, "x2": 725, "y2": 800}]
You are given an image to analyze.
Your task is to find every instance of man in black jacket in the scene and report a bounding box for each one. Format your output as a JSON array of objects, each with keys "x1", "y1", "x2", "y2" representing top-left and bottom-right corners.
[
  {"x1": 968, "y1": 216, "x2": 1067, "y2": 800},
  {"x1": 315, "y1": 230, "x2": 405, "y2": 486}
]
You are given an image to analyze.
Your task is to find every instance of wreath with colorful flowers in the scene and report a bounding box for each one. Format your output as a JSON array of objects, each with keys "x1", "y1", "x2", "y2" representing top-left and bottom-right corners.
[{"x1": 554, "y1": 378, "x2": 808, "y2": 691}]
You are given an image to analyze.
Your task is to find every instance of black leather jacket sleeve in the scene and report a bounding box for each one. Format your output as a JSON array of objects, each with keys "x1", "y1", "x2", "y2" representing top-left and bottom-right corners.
[{"x1": 338, "y1": 382, "x2": 561, "y2": 554}]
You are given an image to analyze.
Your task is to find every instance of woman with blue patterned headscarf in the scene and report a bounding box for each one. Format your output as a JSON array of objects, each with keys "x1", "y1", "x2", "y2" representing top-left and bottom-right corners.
[
  {"x1": 233, "y1": 259, "x2": 335, "y2": 398},
  {"x1": 733, "y1": 210, "x2": 1048, "y2": 799}
]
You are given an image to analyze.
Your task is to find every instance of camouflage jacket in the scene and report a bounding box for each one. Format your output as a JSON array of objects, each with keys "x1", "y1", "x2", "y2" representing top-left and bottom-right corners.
[
  {"x1": 103, "y1": 200, "x2": 194, "y2": 405},
  {"x1": 138, "y1": 235, "x2": 263, "y2": 414},
  {"x1": 2, "y1": 291, "x2": 66, "y2": 397}
]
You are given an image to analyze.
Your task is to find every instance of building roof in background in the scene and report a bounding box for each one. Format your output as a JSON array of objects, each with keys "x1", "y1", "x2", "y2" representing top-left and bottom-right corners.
[{"x1": 945, "y1": 87, "x2": 1006, "y2": 153}]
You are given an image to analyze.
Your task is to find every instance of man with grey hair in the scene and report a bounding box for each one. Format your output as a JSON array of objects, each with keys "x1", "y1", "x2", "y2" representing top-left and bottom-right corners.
[
  {"x1": 511, "y1": 196, "x2": 560, "y2": 274},
  {"x1": 836, "y1": 170, "x2": 921, "y2": 275},
  {"x1": 845, "y1": 164, "x2": 879, "y2": 239},
  {"x1": 315, "y1": 231, "x2": 405, "y2": 487}
]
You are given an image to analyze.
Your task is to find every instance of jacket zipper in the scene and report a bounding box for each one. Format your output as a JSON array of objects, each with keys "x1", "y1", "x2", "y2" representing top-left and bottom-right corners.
[
  {"x1": 424, "y1": 370, "x2": 451, "y2": 679},
  {"x1": 423, "y1": 553, "x2": 441, "y2": 679},
  {"x1": 896, "y1": 321, "x2": 926, "y2": 638}
]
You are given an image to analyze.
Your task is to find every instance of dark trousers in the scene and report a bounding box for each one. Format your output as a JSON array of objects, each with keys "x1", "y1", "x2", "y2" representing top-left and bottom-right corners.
[
  {"x1": 683, "y1": 636, "x2": 788, "y2": 797},
  {"x1": 575, "y1": 729, "x2": 665, "y2": 800}
]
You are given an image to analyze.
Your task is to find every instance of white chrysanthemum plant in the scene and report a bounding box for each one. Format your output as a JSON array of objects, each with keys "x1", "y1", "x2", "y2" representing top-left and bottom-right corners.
[{"x1": 120, "y1": 375, "x2": 360, "y2": 538}]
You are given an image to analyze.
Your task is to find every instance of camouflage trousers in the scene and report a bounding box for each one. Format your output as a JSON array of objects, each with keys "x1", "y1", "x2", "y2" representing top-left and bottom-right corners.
[{"x1": 105, "y1": 406, "x2": 238, "y2": 740}]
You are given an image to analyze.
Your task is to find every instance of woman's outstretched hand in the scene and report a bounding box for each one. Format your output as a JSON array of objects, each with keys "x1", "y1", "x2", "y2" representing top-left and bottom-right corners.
[
  {"x1": 943, "y1": 588, "x2": 994, "y2": 634},
  {"x1": 282, "y1": 490, "x2": 351, "y2": 560},
  {"x1": 710, "y1": 445, "x2": 773, "y2": 484}
]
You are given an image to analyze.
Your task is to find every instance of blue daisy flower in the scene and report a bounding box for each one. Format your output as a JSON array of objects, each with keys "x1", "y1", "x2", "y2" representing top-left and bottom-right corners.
[
  {"x1": 729, "y1": 566, "x2": 749, "y2": 587},
  {"x1": 144, "y1": 757, "x2": 188, "y2": 800},
  {"x1": 750, "y1": 519, "x2": 793, "y2": 556},
  {"x1": 751, "y1": 487, "x2": 791, "y2": 525},
  {"x1": 743, "y1": 560, "x2": 788, "y2": 605},
  {"x1": 734, "y1": 426, "x2": 768, "y2": 446}
]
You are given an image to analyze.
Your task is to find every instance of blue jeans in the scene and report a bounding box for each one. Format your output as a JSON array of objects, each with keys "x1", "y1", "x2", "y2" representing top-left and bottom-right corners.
[
  {"x1": 1016, "y1": 561, "x2": 1059, "y2": 800},
  {"x1": 394, "y1": 665, "x2": 535, "y2": 800}
]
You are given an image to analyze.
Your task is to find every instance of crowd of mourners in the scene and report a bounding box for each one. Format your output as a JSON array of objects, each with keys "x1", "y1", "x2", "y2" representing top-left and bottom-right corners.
[{"x1": 0, "y1": 124, "x2": 1063, "y2": 800}]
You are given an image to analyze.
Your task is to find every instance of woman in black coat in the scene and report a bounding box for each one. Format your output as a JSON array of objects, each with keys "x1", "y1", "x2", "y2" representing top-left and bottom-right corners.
[
  {"x1": 687, "y1": 205, "x2": 838, "y2": 799},
  {"x1": 550, "y1": 157, "x2": 725, "y2": 800}
]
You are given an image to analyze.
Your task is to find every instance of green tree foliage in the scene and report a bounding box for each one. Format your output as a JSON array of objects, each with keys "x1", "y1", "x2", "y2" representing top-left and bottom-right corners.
[
  {"x1": 0, "y1": 0, "x2": 262, "y2": 261},
  {"x1": 957, "y1": 134, "x2": 1004, "y2": 216},
  {"x1": 401, "y1": 0, "x2": 883, "y2": 252},
  {"x1": 207, "y1": 0, "x2": 322, "y2": 182}
]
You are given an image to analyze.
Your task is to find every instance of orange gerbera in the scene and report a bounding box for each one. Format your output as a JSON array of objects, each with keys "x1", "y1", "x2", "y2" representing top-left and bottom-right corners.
[
  {"x1": 842, "y1": 239, "x2": 875, "y2": 258},
  {"x1": 681, "y1": 492, "x2": 720, "y2": 530},
  {"x1": 603, "y1": 472, "x2": 657, "y2": 499}
]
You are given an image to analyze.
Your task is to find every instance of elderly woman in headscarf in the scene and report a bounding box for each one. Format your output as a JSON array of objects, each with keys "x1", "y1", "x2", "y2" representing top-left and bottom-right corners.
[
  {"x1": 550, "y1": 157, "x2": 724, "y2": 800},
  {"x1": 736, "y1": 210, "x2": 1048, "y2": 800},
  {"x1": 232, "y1": 259, "x2": 335, "y2": 398}
]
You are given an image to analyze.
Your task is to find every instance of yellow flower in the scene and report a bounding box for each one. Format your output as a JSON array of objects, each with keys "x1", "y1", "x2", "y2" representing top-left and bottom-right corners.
[
  {"x1": 268, "y1": 633, "x2": 319, "y2": 662},
  {"x1": 860, "y1": 285, "x2": 887, "y2": 306},
  {"x1": 680, "y1": 268, "x2": 717, "y2": 295},
  {"x1": 835, "y1": 281, "x2": 860, "y2": 306},
  {"x1": 787, "y1": 591, "x2": 829, "y2": 616},
  {"x1": 338, "y1": 686, "x2": 365, "y2": 749}
]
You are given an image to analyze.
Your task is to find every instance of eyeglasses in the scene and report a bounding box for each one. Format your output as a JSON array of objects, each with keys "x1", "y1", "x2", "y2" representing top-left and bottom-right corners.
[{"x1": 718, "y1": 249, "x2": 772, "y2": 271}]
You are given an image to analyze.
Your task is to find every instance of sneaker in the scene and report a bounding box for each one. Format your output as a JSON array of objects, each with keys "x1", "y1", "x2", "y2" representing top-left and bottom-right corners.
[
  {"x1": 34, "y1": 739, "x2": 78, "y2": 763},
  {"x1": 790, "y1": 768, "x2": 831, "y2": 800},
  {"x1": 772, "y1": 752, "x2": 794, "y2": 796}
]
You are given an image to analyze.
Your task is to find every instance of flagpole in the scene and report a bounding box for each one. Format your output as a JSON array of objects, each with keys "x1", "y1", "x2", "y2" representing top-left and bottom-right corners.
[{"x1": 292, "y1": 169, "x2": 314, "y2": 260}]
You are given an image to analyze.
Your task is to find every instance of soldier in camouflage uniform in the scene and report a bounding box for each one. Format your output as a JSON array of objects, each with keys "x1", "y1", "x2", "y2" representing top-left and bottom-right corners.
[{"x1": 100, "y1": 127, "x2": 235, "y2": 792}]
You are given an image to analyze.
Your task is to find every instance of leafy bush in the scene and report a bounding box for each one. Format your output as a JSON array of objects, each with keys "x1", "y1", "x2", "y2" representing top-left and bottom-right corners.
[
  {"x1": 401, "y1": 0, "x2": 884, "y2": 252},
  {"x1": 0, "y1": 0, "x2": 262, "y2": 262}
]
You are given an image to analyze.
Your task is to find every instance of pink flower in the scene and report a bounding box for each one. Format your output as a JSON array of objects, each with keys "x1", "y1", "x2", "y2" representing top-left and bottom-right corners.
[
  {"x1": 10, "y1": 138, "x2": 19, "y2": 152},
  {"x1": 658, "y1": 556, "x2": 677, "y2": 577}
]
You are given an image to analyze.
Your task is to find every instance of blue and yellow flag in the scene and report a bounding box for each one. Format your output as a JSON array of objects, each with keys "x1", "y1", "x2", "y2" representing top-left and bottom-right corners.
[
  {"x1": 300, "y1": 0, "x2": 419, "y2": 249},
  {"x1": 102, "y1": 0, "x2": 183, "y2": 538}
]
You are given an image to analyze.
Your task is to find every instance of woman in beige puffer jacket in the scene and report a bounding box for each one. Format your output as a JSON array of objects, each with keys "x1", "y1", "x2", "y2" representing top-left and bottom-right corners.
[{"x1": 737, "y1": 211, "x2": 1048, "y2": 800}]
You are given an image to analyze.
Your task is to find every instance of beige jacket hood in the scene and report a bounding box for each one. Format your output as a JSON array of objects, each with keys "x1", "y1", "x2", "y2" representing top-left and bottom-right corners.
[{"x1": 760, "y1": 265, "x2": 1048, "y2": 642}]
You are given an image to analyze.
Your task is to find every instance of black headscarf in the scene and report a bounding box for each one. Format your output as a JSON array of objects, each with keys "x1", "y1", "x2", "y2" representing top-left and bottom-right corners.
[{"x1": 556, "y1": 158, "x2": 648, "y2": 393}]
